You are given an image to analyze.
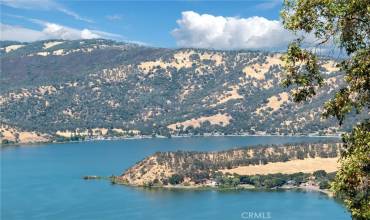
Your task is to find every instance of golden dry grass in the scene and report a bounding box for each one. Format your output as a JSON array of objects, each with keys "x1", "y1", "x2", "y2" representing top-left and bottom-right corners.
[
  {"x1": 167, "y1": 113, "x2": 232, "y2": 130},
  {"x1": 219, "y1": 157, "x2": 339, "y2": 175}
]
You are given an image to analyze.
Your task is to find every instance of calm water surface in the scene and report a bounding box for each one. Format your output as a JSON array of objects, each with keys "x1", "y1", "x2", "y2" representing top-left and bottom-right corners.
[{"x1": 1, "y1": 136, "x2": 350, "y2": 220}]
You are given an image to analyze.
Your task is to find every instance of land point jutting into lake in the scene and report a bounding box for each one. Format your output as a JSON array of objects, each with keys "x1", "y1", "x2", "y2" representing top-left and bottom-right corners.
[{"x1": 106, "y1": 142, "x2": 341, "y2": 195}]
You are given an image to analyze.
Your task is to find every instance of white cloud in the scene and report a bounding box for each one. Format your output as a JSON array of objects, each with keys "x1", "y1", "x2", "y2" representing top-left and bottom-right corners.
[
  {"x1": 171, "y1": 11, "x2": 295, "y2": 50},
  {"x1": 256, "y1": 0, "x2": 282, "y2": 9},
  {"x1": 0, "y1": 22, "x2": 122, "y2": 42},
  {"x1": 58, "y1": 7, "x2": 93, "y2": 23},
  {"x1": 41, "y1": 22, "x2": 99, "y2": 39},
  {"x1": 1, "y1": 0, "x2": 93, "y2": 23},
  {"x1": 0, "y1": 23, "x2": 46, "y2": 42},
  {"x1": 1, "y1": 0, "x2": 52, "y2": 9},
  {"x1": 106, "y1": 14, "x2": 122, "y2": 21}
]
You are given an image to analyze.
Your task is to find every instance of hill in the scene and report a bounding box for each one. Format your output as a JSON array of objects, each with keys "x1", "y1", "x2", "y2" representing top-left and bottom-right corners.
[
  {"x1": 115, "y1": 142, "x2": 341, "y2": 188},
  {"x1": 0, "y1": 39, "x2": 364, "y2": 144}
]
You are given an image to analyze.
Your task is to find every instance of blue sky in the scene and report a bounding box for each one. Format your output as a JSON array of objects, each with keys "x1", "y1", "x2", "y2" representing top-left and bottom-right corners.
[{"x1": 1, "y1": 0, "x2": 290, "y2": 49}]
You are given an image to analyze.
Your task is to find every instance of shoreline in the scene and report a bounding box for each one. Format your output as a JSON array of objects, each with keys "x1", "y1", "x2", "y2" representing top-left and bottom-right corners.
[
  {"x1": 0, "y1": 133, "x2": 342, "y2": 148},
  {"x1": 107, "y1": 178, "x2": 334, "y2": 196}
]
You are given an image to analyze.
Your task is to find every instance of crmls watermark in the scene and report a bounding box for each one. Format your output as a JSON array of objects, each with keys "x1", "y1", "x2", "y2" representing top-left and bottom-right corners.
[{"x1": 241, "y1": 211, "x2": 272, "y2": 219}]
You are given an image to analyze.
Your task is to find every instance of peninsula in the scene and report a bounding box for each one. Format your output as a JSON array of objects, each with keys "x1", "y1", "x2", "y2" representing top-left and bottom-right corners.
[{"x1": 111, "y1": 142, "x2": 341, "y2": 193}]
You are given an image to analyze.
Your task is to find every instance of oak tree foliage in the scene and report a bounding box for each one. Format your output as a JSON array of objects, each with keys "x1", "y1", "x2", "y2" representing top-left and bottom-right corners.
[{"x1": 280, "y1": 0, "x2": 369, "y2": 219}]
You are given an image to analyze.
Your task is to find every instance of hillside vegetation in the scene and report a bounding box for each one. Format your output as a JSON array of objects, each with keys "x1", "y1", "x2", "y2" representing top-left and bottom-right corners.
[
  {"x1": 0, "y1": 39, "x2": 365, "y2": 144},
  {"x1": 117, "y1": 142, "x2": 341, "y2": 187}
]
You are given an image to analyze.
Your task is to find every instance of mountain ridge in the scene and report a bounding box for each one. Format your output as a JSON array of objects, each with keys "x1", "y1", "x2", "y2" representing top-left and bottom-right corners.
[{"x1": 0, "y1": 39, "x2": 364, "y2": 144}]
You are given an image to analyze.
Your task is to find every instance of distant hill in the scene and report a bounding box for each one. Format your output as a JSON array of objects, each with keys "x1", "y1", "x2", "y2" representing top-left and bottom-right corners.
[{"x1": 0, "y1": 39, "x2": 364, "y2": 144}]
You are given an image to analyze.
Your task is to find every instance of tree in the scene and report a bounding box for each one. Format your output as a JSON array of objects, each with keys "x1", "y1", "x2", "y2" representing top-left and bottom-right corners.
[
  {"x1": 319, "y1": 180, "x2": 330, "y2": 189},
  {"x1": 281, "y1": 1, "x2": 369, "y2": 219},
  {"x1": 231, "y1": 177, "x2": 241, "y2": 187},
  {"x1": 168, "y1": 174, "x2": 184, "y2": 185},
  {"x1": 333, "y1": 123, "x2": 370, "y2": 218},
  {"x1": 313, "y1": 170, "x2": 327, "y2": 179}
]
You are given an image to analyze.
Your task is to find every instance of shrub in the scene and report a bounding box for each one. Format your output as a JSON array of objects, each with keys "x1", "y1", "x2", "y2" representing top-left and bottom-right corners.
[{"x1": 168, "y1": 174, "x2": 184, "y2": 185}]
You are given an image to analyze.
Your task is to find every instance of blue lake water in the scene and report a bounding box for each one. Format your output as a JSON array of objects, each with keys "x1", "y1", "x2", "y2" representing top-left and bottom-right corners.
[{"x1": 1, "y1": 136, "x2": 350, "y2": 220}]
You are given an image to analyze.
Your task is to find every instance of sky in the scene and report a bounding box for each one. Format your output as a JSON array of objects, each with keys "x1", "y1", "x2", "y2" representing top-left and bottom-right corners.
[{"x1": 0, "y1": 0, "x2": 296, "y2": 50}]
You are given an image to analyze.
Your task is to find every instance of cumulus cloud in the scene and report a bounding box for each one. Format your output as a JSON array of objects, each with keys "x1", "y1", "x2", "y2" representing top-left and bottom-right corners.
[
  {"x1": 0, "y1": 21, "x2": 122, "y2": 42},
  {"x1": 41, "y1": 22, "x2": 100, "y2": 39},
  {"x1": 171, "y1": 11, "x2": 295, "y2": 50},
  {"x1": 1, "y1": 0, "x2": 93, "y2": 23}
]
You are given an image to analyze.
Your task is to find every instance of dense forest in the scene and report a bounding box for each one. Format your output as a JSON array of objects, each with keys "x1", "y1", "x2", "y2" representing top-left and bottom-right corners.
[{"x1": 0, "y1": 39, "x2": 366, "y2": 144}]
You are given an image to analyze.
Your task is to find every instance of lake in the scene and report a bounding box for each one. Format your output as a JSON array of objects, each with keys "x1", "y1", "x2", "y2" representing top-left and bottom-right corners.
[{"x1": 1, "y1": 136, "x2": 350, "y2": 220}]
